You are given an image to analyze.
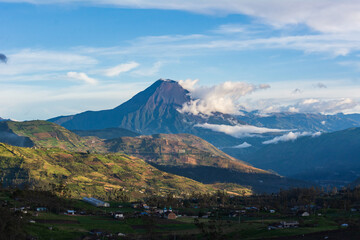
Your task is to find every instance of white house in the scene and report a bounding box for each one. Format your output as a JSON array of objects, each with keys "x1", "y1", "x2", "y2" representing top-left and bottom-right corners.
[{"x1": 301, "y1": 212, "x2": 310, "y2": 217}]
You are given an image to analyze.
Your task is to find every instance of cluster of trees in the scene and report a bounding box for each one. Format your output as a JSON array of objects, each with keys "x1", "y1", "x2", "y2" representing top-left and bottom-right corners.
[
  {"x1": 0, "y1": 206, "x2": 26, "y2": 240},
  {"x1": 142, "y1": 186, "x2": 360, "y2": 213}
]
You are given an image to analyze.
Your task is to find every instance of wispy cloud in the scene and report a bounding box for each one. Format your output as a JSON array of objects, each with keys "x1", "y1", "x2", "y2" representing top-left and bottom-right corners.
[
  {"x1": 5, "y1": 1, "x2": 360, "y2": 35},
  {"x1": 212, "y1": 24, "x2": 247, "y2": 34},
  {"x1": 231, "y1": 142, "x2": 252, "y2": 148},
  {"x1": 104, "y1": 61, "x2": 139, "y2": 77},
  {"x1": 195, "y1": 123, "x2": 286, "y2": 138},
  {"x1": 0, "y1": 49, "x2": 97, "y2": 76},
  {"x1": 67, "y1": 72, "x2": 98, "y2": 85},
  {"x1": 263, "y1": 131, "x2": 321, "y2": 144}
]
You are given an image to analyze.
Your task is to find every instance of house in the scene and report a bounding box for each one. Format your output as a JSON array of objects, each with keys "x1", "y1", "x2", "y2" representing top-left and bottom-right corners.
[
  {"x1": 36, "y1": 207, "x2": 47, "y2": 212},
  {"x1": 131, "y1": 202, "x2": 142, "y2": 209},
  {"x1": 114, "y1": 213, "x2": 124, "y2": 220},
  {"x1": 270, "y1": 210, "x2": 276, "y2": 213},
  {"x1": 166, "y1": 212, "x2": 177, "y2": 220},
  {"x1": 301, "y1": 211, "x2": 310, "y2": 217},
  {"x1": 67, "y1": 210, "x2": 76, "y2": 215},
  {"x1": 82, "y1": 197, "x2": 110, "y2": 207},
  {"x1": 280, "y1": 221, "x2": 299, "y2": 228}
]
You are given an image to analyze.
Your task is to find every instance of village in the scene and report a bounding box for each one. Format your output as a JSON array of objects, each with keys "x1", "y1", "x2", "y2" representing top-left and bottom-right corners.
[{"x1": 2, "y1": 186, "x2": 360, "y2": 239}]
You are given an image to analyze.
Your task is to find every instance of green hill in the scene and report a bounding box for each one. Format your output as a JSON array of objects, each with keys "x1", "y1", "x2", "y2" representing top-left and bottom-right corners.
[
  {"x1": 0, "y1": 120, "x2": 104, "y2": 152},
  {"x1": 0, "y1": 120, "x2": 306, "y2": 194},
  {"x1": 106, "y1": 133, "x2": 267, "y2": 174},
  {"x1": 0, "y1": 142, "x2": 244, "y2": 199},
  {"x1": 105, "y1": 134, "x2": 308, "y2": 193}
]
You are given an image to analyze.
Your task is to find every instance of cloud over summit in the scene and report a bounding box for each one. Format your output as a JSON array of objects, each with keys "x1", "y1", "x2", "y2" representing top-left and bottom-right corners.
[{"x1": 179, "y1": 80, "x2": 270, "y2": 116}]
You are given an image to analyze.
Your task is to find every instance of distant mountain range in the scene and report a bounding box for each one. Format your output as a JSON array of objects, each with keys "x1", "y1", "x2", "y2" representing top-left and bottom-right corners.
[
  {"x1": 242, "y1": 127, "x2": 360, "y2": 187},
  {"x1": 237, "y1": 111, "x2": 360, "y2": 133}
]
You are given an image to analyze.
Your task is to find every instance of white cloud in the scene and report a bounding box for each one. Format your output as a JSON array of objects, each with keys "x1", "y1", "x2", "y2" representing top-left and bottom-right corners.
[
  {"x1": 251, "y1": 98, "x2": 359, "y2": 116},
  {"x1": 67, "y1": 72, "x2": 98, "y2": 85},
  {"x1": 286, "y1": 98, "x2": 358, "y2": 114},
  {"x1": 237, "y1": 79, "x2": 360, "y2": 115},
  {"x1": 179, "y1": 81, "x2": 270, "y2": 116},
  {"x1": 178, "y1": 79, "x2": 199, "y2": 92},
  {"x1": 195, "y1": 123, "x2": 286, "y2": 138},
  {"x1": 231, "y1": 142, "x2": 252, "y2": 148},
  {"x1": 263, "y1": 131, "x2": 321, "y2": 144},
  {"x1": 104, "y1": 61, "x2": 139, "y2": 77},
  {"x1": 212, "y1": 24, "x2": 247, "y2": 34}
]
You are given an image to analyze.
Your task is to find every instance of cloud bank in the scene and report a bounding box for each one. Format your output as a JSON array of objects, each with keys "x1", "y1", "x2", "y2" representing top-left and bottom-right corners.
[
  {"x1": 179, "y1": 80, "x2": 270, "y2": 116},
  {"x1": 195, "y1": 123, "x2": 286, "y2": 138},
  {"x1": 263, "y1": 131, "x2": 321, "y2": 144}
]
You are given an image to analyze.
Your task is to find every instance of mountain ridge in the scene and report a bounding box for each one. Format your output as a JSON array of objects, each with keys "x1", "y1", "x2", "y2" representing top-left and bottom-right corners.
[{"x1": 243, "y1": 127, "x2": 360, "y2": 186}]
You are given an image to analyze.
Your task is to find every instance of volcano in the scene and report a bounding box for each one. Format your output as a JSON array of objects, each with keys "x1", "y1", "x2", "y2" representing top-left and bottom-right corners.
[{"x1": 49, "y1": 79, "x2": 239, "y2": 135}]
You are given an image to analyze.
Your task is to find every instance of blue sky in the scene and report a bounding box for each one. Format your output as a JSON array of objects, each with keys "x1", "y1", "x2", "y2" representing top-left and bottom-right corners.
[{"x1": 1, "y1": 1, "x2": 360, "y2": 120}]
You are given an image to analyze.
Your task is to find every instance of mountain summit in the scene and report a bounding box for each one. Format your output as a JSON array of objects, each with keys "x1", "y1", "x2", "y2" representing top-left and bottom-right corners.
[{"x1": 49, "y1": 79, "x2": 191, "y2": 133}]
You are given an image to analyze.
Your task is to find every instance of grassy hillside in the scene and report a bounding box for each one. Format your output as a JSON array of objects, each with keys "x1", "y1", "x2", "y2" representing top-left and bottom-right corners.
[
  {"x1": 0, "y1": 142, "x2": 236, "y2": 199},
  {"x1": 105, "y1": 134, "x2": 308, "y2": 193},
  {"x1": 0, "y1": 120, "x2": 305, "y2": 194},
  {"x1": 3, "y1": 120, "x2": 104, "y2": 152},
  {"x1": 106, "y1": 134, "x2": 268, "y2": 174}
]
